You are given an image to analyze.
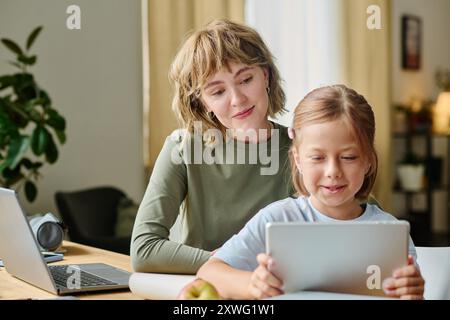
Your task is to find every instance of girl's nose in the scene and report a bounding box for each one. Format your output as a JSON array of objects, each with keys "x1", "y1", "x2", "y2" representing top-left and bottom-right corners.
[{"x1": 325, "y1": 159, "x2": 342, "y2": 179}]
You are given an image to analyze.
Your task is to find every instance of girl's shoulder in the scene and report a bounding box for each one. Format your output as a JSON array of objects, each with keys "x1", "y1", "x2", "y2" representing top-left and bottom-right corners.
[
  {"x1": 363, "y1": 203, "x2": 399, "y2": 221},
  {"x1": 255, "y1": 196, "x2": 310, "y2": 223}
]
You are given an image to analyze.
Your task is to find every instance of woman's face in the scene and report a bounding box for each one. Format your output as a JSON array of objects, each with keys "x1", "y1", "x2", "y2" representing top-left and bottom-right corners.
[
  {"x1": 200, "y1": 61, "x2": 270, "y2": 135},
  {"x1": 292, "y1": 119, "x2": 370, "y2": 219}
]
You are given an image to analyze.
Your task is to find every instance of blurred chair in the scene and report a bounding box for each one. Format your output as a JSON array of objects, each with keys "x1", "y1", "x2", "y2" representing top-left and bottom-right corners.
[
  {"x1": 416, "y1": 247, "x2": 450, "y2": 300},
  {"x1": 55, "y1": 186, "x2": 131, "y2": 255}
]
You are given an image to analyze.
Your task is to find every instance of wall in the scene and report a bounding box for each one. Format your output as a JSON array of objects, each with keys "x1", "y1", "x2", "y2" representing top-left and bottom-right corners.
[
  {"x1": 0, "y1": 0, "x2": 145, "y2": 215},
  {"x1": 391, "y1": 0, "x2": 450, "y2": 232},
  {"x1": 392, "y1": 0, "x2": 450, "y2": 102}
]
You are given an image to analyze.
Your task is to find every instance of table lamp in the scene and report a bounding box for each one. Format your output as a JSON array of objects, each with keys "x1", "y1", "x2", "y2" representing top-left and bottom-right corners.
[{"x1": 433, "y1": 91, "x2": 450, "y2": 134}]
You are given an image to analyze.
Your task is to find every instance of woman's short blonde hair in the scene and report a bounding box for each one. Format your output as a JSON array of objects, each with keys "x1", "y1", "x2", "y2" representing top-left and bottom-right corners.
[
  {"x1": 169, "y1": 19, "x2": 286, "y2": 135},
  {"x1": 289, "y1": 85, "x2": 378, "y2": 201}
]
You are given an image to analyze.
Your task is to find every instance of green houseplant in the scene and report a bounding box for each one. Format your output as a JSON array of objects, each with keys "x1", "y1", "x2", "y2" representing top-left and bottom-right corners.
[{"x1": 0, "y1": 26, "x2": 67, "y2": 202}]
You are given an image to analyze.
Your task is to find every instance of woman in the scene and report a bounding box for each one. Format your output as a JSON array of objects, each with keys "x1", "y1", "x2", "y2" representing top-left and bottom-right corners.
[{"x1": 131, "y1": 19, "x2": 292, "y2": 274}]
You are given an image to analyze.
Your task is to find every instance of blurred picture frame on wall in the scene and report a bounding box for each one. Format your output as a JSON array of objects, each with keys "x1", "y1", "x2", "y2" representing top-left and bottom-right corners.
[{"x1": 402, "y1": 14, "x2": 422, "y2": 70}]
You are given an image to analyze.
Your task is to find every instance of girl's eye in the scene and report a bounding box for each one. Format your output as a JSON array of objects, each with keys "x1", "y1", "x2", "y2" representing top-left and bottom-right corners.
[
  {"x1": 241, "y1": 76, "x2": 253, "y2": 84},
  {"x1": 342, "y1": 156, "x2": 358, "y2": 160},
  {"x1": 310, "y1": 156, "x2": 324, "y2": 161}
]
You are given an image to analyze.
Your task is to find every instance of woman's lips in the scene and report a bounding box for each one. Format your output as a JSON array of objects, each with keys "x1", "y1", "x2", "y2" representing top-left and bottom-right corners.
[{"x1": 233, "y1": 106, "x2": 255, "y2": 119}]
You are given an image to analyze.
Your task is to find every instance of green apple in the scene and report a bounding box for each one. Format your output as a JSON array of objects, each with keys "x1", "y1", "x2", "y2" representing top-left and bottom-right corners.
[{"x1": 177, "y1": 278, "x2": 221, "y2": 300}]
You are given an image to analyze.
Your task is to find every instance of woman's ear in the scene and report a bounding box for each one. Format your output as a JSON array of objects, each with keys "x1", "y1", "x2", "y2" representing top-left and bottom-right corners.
[
  {"x1": 262, "y1": 67, "x2": 270, "y2": 88},
  {"x1": 199, "y1": 96, "x2": 211, "y2": 112}
]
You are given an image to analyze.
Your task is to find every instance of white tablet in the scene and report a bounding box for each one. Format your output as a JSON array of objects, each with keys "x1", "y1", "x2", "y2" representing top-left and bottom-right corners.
[{"x1": 266, "y1": 221, "x2": 409, "y2": 297}]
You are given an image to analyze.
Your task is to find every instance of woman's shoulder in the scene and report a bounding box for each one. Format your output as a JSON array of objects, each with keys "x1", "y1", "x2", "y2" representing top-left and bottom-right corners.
[
  {"x1": 168, "y1": 128, "x2": 189, "y2": 144},
  {"x1": 164, "y1": 128, "x2": 196, "y2": 152},
  {"x1": 154, "y1": 129, "x2": 190, "y2": 165},
  {"x1": 271, "y1": 121, "x2": 290, "y2": 147},
  {"x1": 272, "y1": 121, "x2": 288, "y2": 136}
]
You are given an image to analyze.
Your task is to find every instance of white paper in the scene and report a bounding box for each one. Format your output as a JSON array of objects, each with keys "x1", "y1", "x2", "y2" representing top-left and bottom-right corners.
[{"x1": 128, "y1": 272, "x2": 195, "y2": 300}]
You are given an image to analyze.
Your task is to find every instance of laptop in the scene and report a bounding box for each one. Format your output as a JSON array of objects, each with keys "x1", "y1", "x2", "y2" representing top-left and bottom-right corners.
[
  {"x1": 266, "y1": 221, "x2": 409, "y2": 297},
  {"x1": 0, "y1": 187, "x2": 130, "y2": 295}
]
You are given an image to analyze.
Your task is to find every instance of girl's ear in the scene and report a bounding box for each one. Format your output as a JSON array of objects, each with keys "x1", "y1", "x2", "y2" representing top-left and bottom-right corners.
[
  {"x1": 364, "y1": 160, "x2": 371, "y2": 175},
  {"x1": 291, "y1": 146, "x2": 302, "y2": 172}
]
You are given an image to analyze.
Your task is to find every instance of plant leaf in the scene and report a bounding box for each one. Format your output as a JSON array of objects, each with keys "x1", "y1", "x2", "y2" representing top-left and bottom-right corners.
[
  {"x1": 30, "y1": 161, "x2": 43, "y2": 169},
  {"x1": 46, "y1": 109, "x2": 66, "y2": 131},
  {"x1": 31, "y1": 126, "x2": 49, "y2": 156},
  {"x1": 0, "y1": 159, "x2": 11, "y2": 173},
  {"x1": 2, "y1": 164, "x2": 21, "y2": 180},
  {"x1": 0, "y1": 75, "x2": 15, "y2": 90},
  {"x1": 1, "y1": 38, "x2": 23, "y2": 56},
  {"x1": 12, "y1": 73, "x2": 36, "y2": 102},
  {"x1": 20, "y1": 158, "x2": 33, "y2": 169},
  {"x1": 26, "y1": 26, "x2": 43, "y2": 51},
  {"x1": 2, "y1": 166, "x2": 24, "y2": 186},
  {"x1": 24, "y1": 180, "x2": 37, "y2": 202},
  {"x1": 45, "y1": 134, "x2": 58, "y2": 164},
  {"x1": 6, "y1": 136, "x2": 30, "y2": 170},
  {"x1": 38, "y1": 90, "x2": 52, "y2": 107},
  {"x1": 18, "y1": 55, "x2": 37, "y2": 66},
  {"x1": 24, "y1": 99, "x2": 43, "y2": 122},
  {"x1": 54, "y1": 129, "x2": 66, "y2": 144}
]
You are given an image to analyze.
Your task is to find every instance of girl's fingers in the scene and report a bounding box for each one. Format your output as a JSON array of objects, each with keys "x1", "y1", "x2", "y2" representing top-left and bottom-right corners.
[
  {"x1": 392, "y1": 276, "x2": 425, "y2": 289},
  {"x1": 254, "y1": 264, "x2": 283, "y2": 289},
  {"x1": 393, "y1": 265, "x2": 421, "y2": 278},
  {"x1": 383, "y1": 275, "x2": 424, "y2": 299},
  {"x1": 389, "y1": 285, "x2": 424, "y2": 297},
  {"x1": 256, "y1": 253, "x2": 270, "y2": 264},
  {"x1": 250, "y1": 276, "x2": 284, "y2": 299},
  {"x1": 255, "y1": 253, "x2": 283, "y2": 288}
]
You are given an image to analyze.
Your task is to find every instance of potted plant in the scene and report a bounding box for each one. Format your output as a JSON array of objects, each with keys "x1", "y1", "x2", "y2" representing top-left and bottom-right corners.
[
  {"x1": 0, "y1": 26, "x2": 67, "y2": 202},
  {"x1": 397, "y1": 152, "x2": 425, "y2": 191}
]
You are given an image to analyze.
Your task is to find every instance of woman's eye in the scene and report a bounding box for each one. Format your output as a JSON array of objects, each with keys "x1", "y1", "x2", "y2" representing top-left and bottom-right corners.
[
  {"x1": 211, "y1": 89, "x2": 225, "y2": 96},
  {"x1": 241, "y1": 76, "x2": 253, "y2": 84}
]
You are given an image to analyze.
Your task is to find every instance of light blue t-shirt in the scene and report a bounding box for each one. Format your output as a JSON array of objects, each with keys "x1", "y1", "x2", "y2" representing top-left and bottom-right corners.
[{"x1": 214, "y1": 196, "x2": 417, "y2": 271}]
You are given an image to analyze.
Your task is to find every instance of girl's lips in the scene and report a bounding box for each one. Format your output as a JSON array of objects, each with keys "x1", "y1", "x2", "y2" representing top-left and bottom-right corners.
[
  {"x1": 322, "y1": 185, "x2": 346, "y2": 194},
  {"x1": 233, "y1": 106, "x2": 255, "y2": 119}
]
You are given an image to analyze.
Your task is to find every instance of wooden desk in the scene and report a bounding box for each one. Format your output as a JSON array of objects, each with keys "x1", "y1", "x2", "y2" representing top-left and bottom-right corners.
[{"x1": 0, "y1": 241, "x2": 142, "y2": 300}]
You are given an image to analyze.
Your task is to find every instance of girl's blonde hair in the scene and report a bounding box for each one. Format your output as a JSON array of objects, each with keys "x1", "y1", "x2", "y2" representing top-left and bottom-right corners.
[
  {"x1": 289, "y1": 84, "x2": 378, "y2": 201},
  {"x1": 169, "y1": 19, "x2": 286, "y2": 136}
]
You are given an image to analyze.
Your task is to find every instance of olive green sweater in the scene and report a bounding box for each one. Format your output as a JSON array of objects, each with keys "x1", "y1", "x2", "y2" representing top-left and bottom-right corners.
[{"x1": 131, "y1": 122, "x2": 292, "y2": 274}]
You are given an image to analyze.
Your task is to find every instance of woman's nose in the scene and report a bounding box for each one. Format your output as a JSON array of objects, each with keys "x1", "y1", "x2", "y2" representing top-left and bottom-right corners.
[{"x1": 231, "y1": 87, "x2": 247, "y2": 107}]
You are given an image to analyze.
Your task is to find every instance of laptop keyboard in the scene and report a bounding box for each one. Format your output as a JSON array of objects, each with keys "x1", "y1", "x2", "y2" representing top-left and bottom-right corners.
[{"x1": 49, "y1": 265, "x2": 118, "y2": 288}]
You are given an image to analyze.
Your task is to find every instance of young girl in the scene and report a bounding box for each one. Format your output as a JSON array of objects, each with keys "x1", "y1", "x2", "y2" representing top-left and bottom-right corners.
[
  {"x1": 131, "y1": 20, "x2": 292, "y2": 274},
  {"x1": 197, "y1": 85, "x2": 425, "y2": 300}
]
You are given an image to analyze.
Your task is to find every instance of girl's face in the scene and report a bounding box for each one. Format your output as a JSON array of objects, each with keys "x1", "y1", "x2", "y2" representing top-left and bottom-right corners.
[
  {"x1": 292, "y1": 119, "x2": 370, "y2": 219},
  {"x1": 200, "y1": 61, "x2": 270, "y2": 137}
]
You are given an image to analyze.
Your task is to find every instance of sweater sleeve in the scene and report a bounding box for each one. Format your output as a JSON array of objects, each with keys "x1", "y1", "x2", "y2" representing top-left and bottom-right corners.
[{"x1": 130, "y1": 134, "x2": 210, "y2": 274}]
